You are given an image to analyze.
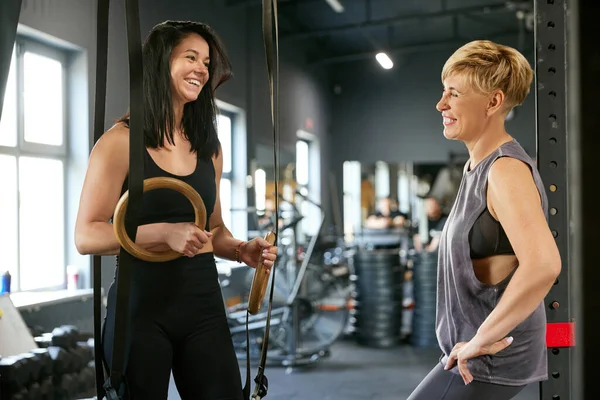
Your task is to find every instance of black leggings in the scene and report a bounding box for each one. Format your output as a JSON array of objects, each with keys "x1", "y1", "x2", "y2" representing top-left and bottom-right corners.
[
  {"x1": 102, "y1": 253, "x2": 243, "y2": 400},
  {"x1": 407, "y1": 363, "x2": 526, "y2": 400}
]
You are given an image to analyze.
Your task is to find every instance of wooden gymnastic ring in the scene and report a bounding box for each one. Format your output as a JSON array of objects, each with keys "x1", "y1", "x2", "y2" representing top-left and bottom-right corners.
[
  {"x1": 113, "y1": 177, "x2": 207, "y2": 262},
  {"x1": 247, "y1": 231, "x2": 277, "y2": 315}
]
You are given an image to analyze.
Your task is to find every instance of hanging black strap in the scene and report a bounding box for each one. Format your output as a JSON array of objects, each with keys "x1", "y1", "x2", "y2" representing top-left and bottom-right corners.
[
  {"x1": 93, "y1": 0, "x2": 145, "y2": 398},
  {"x1": 108, "y1": 0, "x2": 144, "y2": 392},
  {"x1": 92, "y1": 0, "x2": 110, "y2": 397},
  {"x1": 243, "y1": 1, "x2": 280, "y2": 399},
  {"x1": 0, "y1": 0, "x2": 22, "y2": 119}
]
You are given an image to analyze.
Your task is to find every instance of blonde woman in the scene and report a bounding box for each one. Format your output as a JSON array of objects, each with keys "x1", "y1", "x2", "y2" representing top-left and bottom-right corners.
[{"x1": 407, "y1": 40, "x2": 561, "y2": 400}]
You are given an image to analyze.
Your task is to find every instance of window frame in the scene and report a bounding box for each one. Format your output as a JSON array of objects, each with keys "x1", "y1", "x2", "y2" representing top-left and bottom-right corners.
[
  {"x1": 216, "y1": 110, "x2": 233, "y2": 232},
  {"x1": 214, "y1": 99, "x2": 248, "y2": 244},
  {"x1": 0, "y1": 36, "x2": 69, "y2": 292},
  {"x1": 18, "y1": 38, "x2": 68, "y2": 157}
]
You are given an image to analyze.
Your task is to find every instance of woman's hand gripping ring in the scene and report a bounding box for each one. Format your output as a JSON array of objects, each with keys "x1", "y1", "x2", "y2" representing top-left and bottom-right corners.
[{"x1": 113, "y1": 177, "x2": 207, "y2": 262}]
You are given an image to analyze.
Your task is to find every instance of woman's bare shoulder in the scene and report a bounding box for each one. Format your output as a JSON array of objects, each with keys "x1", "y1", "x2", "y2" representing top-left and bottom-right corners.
[{"x1": 88, "y1": 122, "x2": 131, "y2": 172}]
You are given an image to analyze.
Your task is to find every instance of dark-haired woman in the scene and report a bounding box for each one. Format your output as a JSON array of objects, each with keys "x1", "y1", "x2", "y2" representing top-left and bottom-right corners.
[{"x1": 75, "y1": 20, "x2": 278, "y2": 399}]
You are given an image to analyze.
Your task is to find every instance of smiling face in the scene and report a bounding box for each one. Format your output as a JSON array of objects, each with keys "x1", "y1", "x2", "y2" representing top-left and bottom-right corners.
[
  {"x1": 435, "y1": 74, "x2": 492, "y2": 142},
  {"x1": 169, "y1": 33, "x2": 210, "y2": 109},
  {"x1": 435, "y1": 41, "x2": 535, "y2": 144}
]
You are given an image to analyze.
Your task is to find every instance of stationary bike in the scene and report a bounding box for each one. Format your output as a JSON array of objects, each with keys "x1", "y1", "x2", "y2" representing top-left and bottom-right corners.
[{"x1": 226, "y1": 194, "x2": 353, "y2": 368}]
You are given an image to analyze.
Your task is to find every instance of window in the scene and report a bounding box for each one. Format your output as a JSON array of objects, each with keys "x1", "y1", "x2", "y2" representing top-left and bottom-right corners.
[
  {"x1": 295, "y1": 133, "x2": 322, "y2": 244},
  {"x1": 254, "y1": 168, "x2": 266, "y2": 212},
  {"x1": 296, "y1": 140, "x2": 309, "y2": 187},
  {"x1": 216, "y1": 112, "x2": 233, "y2": 229},
  {"x1": 0, "y1": 39, "x2": 67, "y2": 291},
  {"x1": 343, "y1": 161, "x2": 362, "y2": 242},
  {"x1": 295, "y1": 139, "x2": 309, "y2": 243},
  {"x1": 374, "y1": 161, "x2": 390, "y2": 199}
]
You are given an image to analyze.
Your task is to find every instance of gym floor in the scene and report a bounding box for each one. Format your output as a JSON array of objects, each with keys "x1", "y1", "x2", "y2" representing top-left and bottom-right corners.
[{"x1": 166, "y1": 338, "x2": 540, "y2": 400}]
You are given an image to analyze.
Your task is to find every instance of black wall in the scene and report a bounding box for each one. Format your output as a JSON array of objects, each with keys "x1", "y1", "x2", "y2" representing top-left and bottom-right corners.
[{"x1": 328, "y1": 35, "x2": 537, "y2": 172}]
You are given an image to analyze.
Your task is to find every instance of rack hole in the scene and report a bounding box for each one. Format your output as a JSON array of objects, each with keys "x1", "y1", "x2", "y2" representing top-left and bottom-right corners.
[
  {"x1": 550, "y1": 184, "x2": 557, "y2": 192},
  {"x1": 552, "y1": 348, "x2": 560, "y2": 355},
  {"x1": 549, "y1": 91, "x2": 557, "y2": 97},
  {"x1": 548, "y1": 67, "x2": 556, "y2": 74},
  {"x1": 548, "y1": 21, "x2": 555, "y2": 28},
  {"x1": 552, "y1": 372, "x2": 560, "y2": 379},
  {"x1": 547, "y1": 0, "x2": 554, "y2": 4},
  {"x1": 548, "y1": 44, "x2": 556, "y2": 51},
  {"x1": 552, "y1": 230, "x2": 558, "y2": 238},
  {"x1": 554, "y1": 277, "x2": 559, "y2": 285},
  {"x1": 549, "y1": 137, "x2": 557, "y2": 145},
  {"x1": 550, "y1": 208, "x2": 558, "y2": 216},
  {"x1": 553, "y1": 396, "x2": 560, "y2": 400},
  {"x1": 549, "y1": 161, "x2": 558, "y2": 168}
]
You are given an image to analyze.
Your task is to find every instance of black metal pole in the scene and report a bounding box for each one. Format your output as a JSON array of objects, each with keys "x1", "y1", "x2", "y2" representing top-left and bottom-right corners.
[
  {"x1": 566, "y1": 0, "x2": 600, "y2": 399},
  {"x1": 0, "y1": 0, "x2": 22, "y2": 121},
  {"x1": 534, "y1": 0, "x2": 573, "y2": 399}
]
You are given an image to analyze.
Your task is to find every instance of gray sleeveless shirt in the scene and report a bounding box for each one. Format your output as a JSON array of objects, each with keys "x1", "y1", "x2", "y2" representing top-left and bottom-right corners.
[{"x1": 436, "y1": 139, "x2": 549, "y2": 386}]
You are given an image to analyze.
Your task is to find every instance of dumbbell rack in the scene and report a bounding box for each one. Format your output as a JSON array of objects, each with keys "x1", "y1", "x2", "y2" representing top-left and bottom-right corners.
[{"x1": 0, "y1": 296, "x2": 97, "y2": 399}]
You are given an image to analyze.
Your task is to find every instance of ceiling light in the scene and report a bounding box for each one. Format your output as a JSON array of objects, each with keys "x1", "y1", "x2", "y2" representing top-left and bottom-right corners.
[
  {"x1": 324, "y1": 0, "x2": 344, "y2": 13},
  {"x1": 376, "y1": 52, "x2": 393, "y2": 69}
]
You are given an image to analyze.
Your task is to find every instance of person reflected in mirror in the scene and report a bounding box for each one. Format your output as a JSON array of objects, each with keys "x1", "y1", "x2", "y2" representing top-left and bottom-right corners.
[
  {"x1": 412, "y1": 196, "x2": 448, "y2": 253},
  {"x1": 364, "y1": 196, "x2": 407, "y2": 229}
]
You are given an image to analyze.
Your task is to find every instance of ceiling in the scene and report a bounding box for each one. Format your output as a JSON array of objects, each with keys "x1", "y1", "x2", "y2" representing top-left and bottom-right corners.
[{"x1": 225, "y1": 0, "x2": 535, "y2": 67}]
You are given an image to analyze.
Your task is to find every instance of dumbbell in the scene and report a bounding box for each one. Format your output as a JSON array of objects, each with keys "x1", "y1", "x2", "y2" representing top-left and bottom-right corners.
[
  {"x1": 47, "y1": 346, "x2": 74, "y2": 375},
  {"x1": 39, "y1": 376, "x2": 54, "y2": 400},
  {"x1": 51, "y1": 325, "x2": 80, "y2": 349},
  {"x1": 30, "y1": 348, "x2": 54, "y2": 379},
  {"x1": 54, "y1": 372, "x2": 78, "y2": 399},
  {"x1": 78, "y1": 364, "x2": 96, "y2": 393},
  {"x1": 0, "y1": 354, "x2": 30, "y2": 389},
  {"x1": 75, "y1": 340, "x2": 95, "y2": 365},
  {"x1": 35, "y1": 333, "x2": 53, "y2": 348},
  {"x1": 20, "y1": 352, "x2": 43, "y2": 384}
]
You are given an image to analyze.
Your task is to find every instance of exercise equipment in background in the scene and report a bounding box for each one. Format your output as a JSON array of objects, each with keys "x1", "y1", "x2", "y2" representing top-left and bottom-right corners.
[
  {"x1": 410, "y1": 250, "x2": 439, "y2": 348},
  {"x1": 0, "y1": 298, "x2": 95, "y2": 400},
  {"x1": 352, "y1": 249, "x2": 405, "y2": 348}
]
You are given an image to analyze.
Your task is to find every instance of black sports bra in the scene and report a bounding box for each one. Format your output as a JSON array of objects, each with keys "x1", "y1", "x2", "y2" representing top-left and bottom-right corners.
[
  {"x1": 120, "y1": 149, "x2": 216, "y2": 231},
  {"x1": 468, "y1": 207, "x2": 515, "y2": 259}
]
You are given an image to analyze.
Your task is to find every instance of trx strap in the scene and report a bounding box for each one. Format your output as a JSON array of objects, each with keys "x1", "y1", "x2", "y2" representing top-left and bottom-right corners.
[
  {"x1": 93, "y1": 0, "x2": 145, "y2": 398},
  {"x1": 92, "y1": 0, "x2": 109, "y2": 396},
  {"x1": 0, "y1": 0, "x2": 22, "y2": 120},
  {"x1": 243, "y1": 1, "x2": 280, "y2": 399}
]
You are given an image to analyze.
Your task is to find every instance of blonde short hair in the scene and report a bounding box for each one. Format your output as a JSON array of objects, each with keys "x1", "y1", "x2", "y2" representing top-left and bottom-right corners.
[{"x1": 441, "y1": 40, "x2": 533, "y2": 110}]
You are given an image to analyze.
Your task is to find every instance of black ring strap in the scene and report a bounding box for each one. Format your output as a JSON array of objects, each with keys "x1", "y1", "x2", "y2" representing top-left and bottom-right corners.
[
  {"x1": 93, "y1": 0, "x2": 145, "y2": 398},
  {"x1": 242, "y1": 1, "x2": 280, "y2": 400}
]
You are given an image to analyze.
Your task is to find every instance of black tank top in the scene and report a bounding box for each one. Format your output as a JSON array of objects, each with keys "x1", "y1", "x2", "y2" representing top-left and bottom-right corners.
[
  {"x1": 468, "y1": 207, "x2": 515, "y2": 259},
  {"x1": 120, "y1": 148, "x2": 216, "y2": 231}
]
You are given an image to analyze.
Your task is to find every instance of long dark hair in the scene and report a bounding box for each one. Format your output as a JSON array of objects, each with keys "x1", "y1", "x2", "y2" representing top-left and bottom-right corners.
[{"x1": 118, "y1": 20, "x2": 232, "y2": 159}]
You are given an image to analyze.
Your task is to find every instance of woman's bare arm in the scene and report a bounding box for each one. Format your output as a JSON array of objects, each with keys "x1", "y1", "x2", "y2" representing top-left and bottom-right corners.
[
  {"x1": 474, "y1": 157, "x2": 561, "y2": 344},
  {"x1": 74, "y1": 124, "x2": 172, "y2": 256}
]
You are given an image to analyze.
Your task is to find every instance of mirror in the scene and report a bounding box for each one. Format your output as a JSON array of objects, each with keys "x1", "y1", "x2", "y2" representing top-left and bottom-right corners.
[
  {"x1": 342, "y1": 158, "x2": 463, "y2": 244},
  {"x1": 249, "y1": 144, "x2": 296, "y2": 238}
]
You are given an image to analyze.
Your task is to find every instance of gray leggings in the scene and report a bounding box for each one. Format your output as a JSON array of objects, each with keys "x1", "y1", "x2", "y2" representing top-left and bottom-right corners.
[{"x1": 407, "y1": 363, "x2": 526, "y2": 400}]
